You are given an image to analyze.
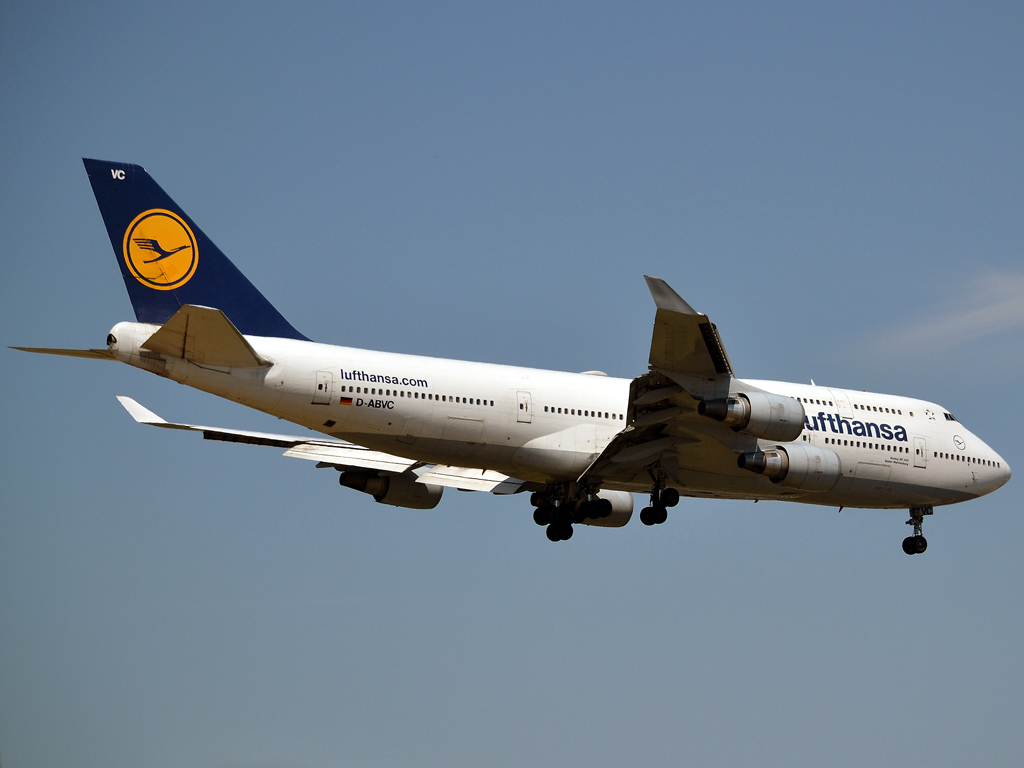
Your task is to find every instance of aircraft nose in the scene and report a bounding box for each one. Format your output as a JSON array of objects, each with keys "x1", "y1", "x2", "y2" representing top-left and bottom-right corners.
[{"x1": 991, "y1": 453, "x2": 1012, "y2": 492}]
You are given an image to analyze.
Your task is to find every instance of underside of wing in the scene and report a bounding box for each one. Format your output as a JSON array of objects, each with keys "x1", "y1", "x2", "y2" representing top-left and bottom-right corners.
[{"x1": 116, "y1": 396, "x2": 528, "y2": 493}]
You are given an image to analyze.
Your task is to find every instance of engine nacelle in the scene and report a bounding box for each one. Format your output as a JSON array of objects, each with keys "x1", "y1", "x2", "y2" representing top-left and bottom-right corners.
[
  {"x1": 699, "y1": 392, "x2": 804, "y2": 442},
  {"x1": 579, "y1": 490, "x2": 634, "y2": 528},
  {"x1": 737, "y1": 442, "x2": 842, "y2": 492},
  {"x1": 340, "y1": 471, "x2": 443, "y2": 509}
]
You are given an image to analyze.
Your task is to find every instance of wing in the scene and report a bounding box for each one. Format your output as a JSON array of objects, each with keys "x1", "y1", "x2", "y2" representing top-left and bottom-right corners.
[
  {"x1": 644, "y1": 275, "x2": 734, "y2": 378},
  {"x1": 132, "y1": 238, "x2": 162, "y2": 252},
  {"x1": 116, "y1": 396, "x2": 528, "y2": 493},
  {"x1": 579, "y1": 279, "x2": 801, "y2": 499}
]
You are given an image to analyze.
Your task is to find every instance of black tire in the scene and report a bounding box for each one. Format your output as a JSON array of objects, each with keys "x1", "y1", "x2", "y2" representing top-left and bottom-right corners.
[
  {"x1": 597, "y1": 498, "x2": 614, "y2": 518},
  {"x1": 655, "y1": 505, "x2": 668, "y2": 525},
  {"x1": 560, "y1": 523, "x2": 574, "y2": 541},
  {"x1": 577, "y1": 500, "x2": 594, "y2": 520},
  {"x1": 914, "y1": 535, "x2": 928, "y2": 554},
  {"x1": 661, "y1": 488, "x2": 680, "y2": 507},
  {"x1": 546, "y1": 524, "x2": 562, "y2": 542},
  {"x1": 533, "y1": 507, "x2": 551, "y2": 526},
  {"x1": 640, "y1": 507, "x2": 656, "y2": 526},
  {"x1": 902, "y1": 536, "x2": 916, "y2": 555}
]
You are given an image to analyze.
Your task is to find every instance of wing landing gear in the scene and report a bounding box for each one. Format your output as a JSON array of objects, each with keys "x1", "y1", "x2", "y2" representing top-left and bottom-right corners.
[
  {"x1": 640, "y1": 485, "x2": 678, "y2": 526},
  {"x1": 902, "y1": 506, "x2": 932, "y2": 555},
  {"x1": 529, "y1": 485, "x2": 613, "y2": 542}
]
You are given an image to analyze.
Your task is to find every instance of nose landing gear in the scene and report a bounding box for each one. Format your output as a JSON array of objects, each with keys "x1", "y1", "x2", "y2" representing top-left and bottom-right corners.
[{"x1": 902, "y1": 506, "x2": 932, "y2": 555}]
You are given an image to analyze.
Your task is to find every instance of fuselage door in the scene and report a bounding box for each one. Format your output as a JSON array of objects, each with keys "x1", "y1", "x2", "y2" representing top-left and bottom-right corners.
[
  {"x1": 313, "y1": 370, "x2": 334, "y2": 404},
  {"x1": 829, "y1": 389, "x2": 854, "y2": 420},
  {"x1": 517, "y1": 391, "x2": 533, "y2": 424},
  {"x1": 914, "y1": 436, "x2": 927, "y2": 468}
]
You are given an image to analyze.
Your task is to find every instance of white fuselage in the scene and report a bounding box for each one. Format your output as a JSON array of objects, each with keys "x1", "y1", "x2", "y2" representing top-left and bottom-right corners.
[{"x1": 109, "y1": 321, "x2": 1011, "y2": 510}]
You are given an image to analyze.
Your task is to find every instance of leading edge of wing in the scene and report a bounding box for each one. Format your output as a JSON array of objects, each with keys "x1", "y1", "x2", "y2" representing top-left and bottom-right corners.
[{"x1": 115, "y1": 395, "x2": 420, "y2": 472}]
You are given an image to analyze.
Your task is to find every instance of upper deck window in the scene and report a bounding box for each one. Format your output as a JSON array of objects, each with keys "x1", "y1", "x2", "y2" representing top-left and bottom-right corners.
[{"x1": 944, "y1": 412, "x2": 958, "y2": 422}]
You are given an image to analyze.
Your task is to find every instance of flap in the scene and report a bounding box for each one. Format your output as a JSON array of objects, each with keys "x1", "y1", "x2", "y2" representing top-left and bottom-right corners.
[
  {"x1": 142, "y1": 304, "x2": 269, "y2": 368},
  {"x1": 283, "y1": 443, "x2": 419, "y2": 473},
  {"x1": 416, "y1": 465, "x2": 525, "y2": 493}
]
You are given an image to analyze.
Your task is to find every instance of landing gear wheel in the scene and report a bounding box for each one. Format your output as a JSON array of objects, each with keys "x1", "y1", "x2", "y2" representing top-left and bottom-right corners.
[
  {"x1": 661, "y1": 488, "x2": 680, "y2": 507},
  {"x1": 577, "y1": 500, "x2": 595, "y2": 520},
  {"x1": 546, "y1": 522, "x2": 573, "y2": 542},
  {"x1": 655, "y1": 505, "x2": 668, "y2": 525},
  {"x1": 903, "y1": 506, "x2": 933, "y2": 555},
  {"x1": 596, "y1": 498, "x2": 613, "y2": 518},
  {"x1": 533, "y1": 506, "x2": 553, "y2": 527},
  {"x1": 640, "y1": 506, "x2": 657, "y2": 526}
]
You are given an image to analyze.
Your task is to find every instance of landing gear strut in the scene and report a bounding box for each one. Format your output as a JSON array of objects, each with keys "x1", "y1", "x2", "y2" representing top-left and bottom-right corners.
[
  {"x1": 640, "y1": 485, "x2": 678, "y2": 526},
  {"x1": 902, "y1": 506, "x2": 932, "y2": 555}
]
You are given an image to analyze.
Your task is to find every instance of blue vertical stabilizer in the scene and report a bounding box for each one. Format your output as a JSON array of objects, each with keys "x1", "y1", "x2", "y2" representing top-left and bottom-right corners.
[{"x1": 83, "y1": 158, "x2": 307, "y2": 340}]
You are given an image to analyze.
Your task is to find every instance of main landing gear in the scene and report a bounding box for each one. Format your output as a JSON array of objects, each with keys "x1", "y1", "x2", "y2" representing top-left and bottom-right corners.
[
  {"x1": 639, "y1": 486, "x2": 679, "y2": 526},
  {"x1": 531, "y1": 490, "x2": 614, "y2": 542},
  {"x1": 902, "y1": 506, "x2": 933, "y2": 555}
]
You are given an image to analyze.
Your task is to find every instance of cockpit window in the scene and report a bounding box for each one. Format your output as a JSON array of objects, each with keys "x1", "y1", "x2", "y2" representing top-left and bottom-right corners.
[{"x1": 944, "y1": 412, "x2": 958, "y2": 422}]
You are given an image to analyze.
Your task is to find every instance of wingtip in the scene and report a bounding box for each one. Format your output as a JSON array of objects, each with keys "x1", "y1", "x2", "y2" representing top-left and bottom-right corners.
[
  {"x1": 644, "y1": 276, "x2": 699, "y2": 315},
  {"x1": 115, "y1": 395, "x2": 167, "y2": 424}
]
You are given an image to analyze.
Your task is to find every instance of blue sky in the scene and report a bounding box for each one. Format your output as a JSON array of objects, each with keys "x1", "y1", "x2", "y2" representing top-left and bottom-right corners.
[{"x1": 2, "y1": 2, "x2": 1023, "y2": 766}]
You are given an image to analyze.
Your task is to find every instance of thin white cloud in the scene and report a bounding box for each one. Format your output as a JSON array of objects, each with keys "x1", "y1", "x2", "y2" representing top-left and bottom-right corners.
[{"x1": 876, "y1": 272, "x2": 1024, "y2": 356}]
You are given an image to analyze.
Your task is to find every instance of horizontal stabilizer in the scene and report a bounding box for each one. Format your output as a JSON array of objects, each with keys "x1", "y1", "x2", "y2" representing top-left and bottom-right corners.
[
  {"x1": 142, "y1": 304, "x2": 269, "y2": 368},
  {"x1": 11, "y1": 347, "x2": 115, "y2": 360}
]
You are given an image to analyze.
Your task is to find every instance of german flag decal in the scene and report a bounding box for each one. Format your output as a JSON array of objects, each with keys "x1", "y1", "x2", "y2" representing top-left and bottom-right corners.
[{"x1": 339, "y1": 397, "x2": 353, "y2": 406}]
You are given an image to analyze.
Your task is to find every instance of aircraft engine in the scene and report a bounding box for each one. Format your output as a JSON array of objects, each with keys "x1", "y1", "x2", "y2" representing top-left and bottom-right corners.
[
  {"x1": 340, "y1": 471, "x2": 443, "y2": 509},
  {"x1": 699, "y1": 392, "x2": 804, "y2": 442},
  {"x1": 578, "y1": 490, "x2": 634, "y2": 528},
  {"x1": 737, "y1": 442, "x2": 842, "y2": 492}
]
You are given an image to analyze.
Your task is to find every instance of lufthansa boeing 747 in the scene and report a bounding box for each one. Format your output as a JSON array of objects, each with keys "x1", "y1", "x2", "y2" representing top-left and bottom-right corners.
[{"x1": 14, "y1": 160, "x2": 1011, "y2": 554}]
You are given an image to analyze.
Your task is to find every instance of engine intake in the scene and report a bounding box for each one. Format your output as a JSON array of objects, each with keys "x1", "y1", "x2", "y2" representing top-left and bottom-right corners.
[
  {"x1": 699, "y1": 392, "x2": 804, "y2": 442},
  {"x1": 737, "y1": 442, "x2": 842, "y2": 492},
  {"x1": 340, "y1": 471, "x2": 443, "y2": 509}
]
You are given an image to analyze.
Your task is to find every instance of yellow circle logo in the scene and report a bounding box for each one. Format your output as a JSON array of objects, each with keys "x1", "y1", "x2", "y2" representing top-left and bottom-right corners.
[{"x1": 123, "y1": 209, "x2": 198, "y2": 290}]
